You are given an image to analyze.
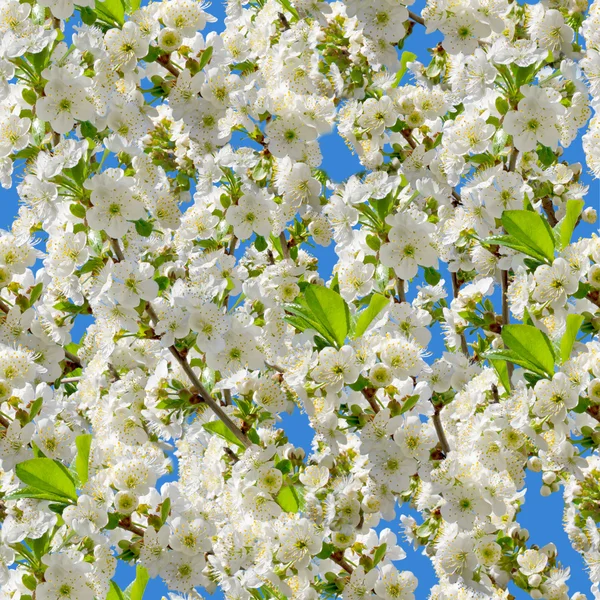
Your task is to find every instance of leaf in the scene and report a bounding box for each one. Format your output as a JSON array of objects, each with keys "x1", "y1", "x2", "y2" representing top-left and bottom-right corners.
[
  {"x1": 198, "y1": 45, "x2": 213, "y2": 71},
  {"x1": 483, "y1": 234, "x2": 548, "y2": 264},
  {"x1": 69, "y1": 204, "x2": 86, "y2": 219},
  {"x1": 555, "y1": 199, "x2": 584, "y2": 250},
  {"x1": 28, "y1": 283, "x2": 43, "y2": 307},
  {"x1": 353, "y1": 294, "x2": 388, "y2": 338},
  {"x1": 134, "y1": 219, "x2": 153, "y2": 237},
  {"x1": 123, "y1": 0, "x2": 141, "y2": 13},
  {"x1": 489, "y1": 358, "x2": 511, "y2": 392},
  {"x1": 80, "y1": 6, "x2": 96, "y2": 24},
  {"x1": 95, "y1": 0, "x2": 125, "y2": 25},
  {"x1": 501, "y1": 324, "x2": 555, "y2": 377},
  {"x1": 160, "y1": 497, "x2": 171, "y2": 524},
  {"x1": 4, "y1": 486, "x2": 74, "y2": 503},
  {"x1": 75, "y1": 434, "x2": 92, "y2": 486},
  {"x1": 394, "y1": 51, "x2": 417, "y2": 87},
  {"x1": 15, "y1": 458, "x2": 77, "y2": 502},
  {"x1": 106, "y1": 580, "x2": 126, "y2": 600},
  {"x1": 276, "y1": 0, "x2": 299, "y2": 18},
  {"x1": 276, "y1": 485, "x2": 299, "y2": 513},
  {"x1": 399, "y1": 394, "x2": 420, "y2": 415},
  {"x1": 373, "y1": 543, "x2": 387, "y2": 566},
  {"x1": 203, "y1": 421, "x2": 245, "y2": 449},
  {"x1": 501, "y1": 210, "x2": 555, "y2": 263},
  {"x1": 560, "y1": 314, "x2": 584, "y2": 363},
  {"x1": 127, "y1": 565, "x2": 149, "y2": 600},
  {"x1": 485, "y1": 350, "x2": 547, "y2": 377},
  {"x1": 285, "y1": 303, "x2": 337, "y2": 347},
  {"x1": 304, "y1": 284, "x2": 350, "y2": 348}
]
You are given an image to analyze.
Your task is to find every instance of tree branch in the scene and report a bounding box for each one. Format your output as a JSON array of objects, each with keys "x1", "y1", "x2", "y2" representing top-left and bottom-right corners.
[
  {"x1": 145, "y1": 304, "x2": 252, "y2": 449},
  {"x1": 432, "y1": 404, "x2": 450, "y2": 456}
]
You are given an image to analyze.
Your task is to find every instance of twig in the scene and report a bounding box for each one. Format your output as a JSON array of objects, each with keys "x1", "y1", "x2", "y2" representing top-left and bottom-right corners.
[
  {"x1": 110, "y1": 238, "x2": 126, "y2": 262},
  {"x1": 331, "y1": 551, "x2": 354, "y2": 574},
  {"x1": 432, "y1": 404, "x2": 450, "y2": 455},
  {"x1": 118, "y1": 517, "x2": 145, "y2": 537},
  {"x1": 396, "y1": 278, "x2": 406, "y2": 303},
  {"x1": 146, "y1": 303, "x2": 252, "y2": 448},
  {"x1": 106, "y1": 236, "x2": 250, "y2": 448},
  {"x1": 408, "y1": 10, "x2": 425, "y2": 26},
  {"x1": 451, "y1": 272, "x2": 469, "y2": 357},
  {"x1": 362, "y1": 388, "x2": 381, "y2": 414},
  {"x1": 279, "y1": 232, "x2": 291, "y2": 260}
]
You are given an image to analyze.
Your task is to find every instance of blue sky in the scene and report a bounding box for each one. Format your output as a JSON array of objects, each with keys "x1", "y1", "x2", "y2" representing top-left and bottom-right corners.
[{"x1": 5, "y1": 0, "x2": 599, "y2": 598}]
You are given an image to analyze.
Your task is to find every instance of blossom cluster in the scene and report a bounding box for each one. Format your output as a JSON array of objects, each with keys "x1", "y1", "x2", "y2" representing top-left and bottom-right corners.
[{"x1": 0, "y1": 0, "x2": 599, "y2": 599}]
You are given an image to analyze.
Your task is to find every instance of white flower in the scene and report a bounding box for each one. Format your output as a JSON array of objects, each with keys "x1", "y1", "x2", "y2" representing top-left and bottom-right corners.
[{"x1": 226, "y1": 190, "x2": 275, "y2": 240}]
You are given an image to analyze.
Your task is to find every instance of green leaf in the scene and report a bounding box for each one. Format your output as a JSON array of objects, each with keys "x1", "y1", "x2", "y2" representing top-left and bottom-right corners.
[
  {"x1": 317, "y1": 543, "x2": 334, "y2": 560},
  {"x1": 501, "y1": 210, "x2": 555, "y2": 263},
  {"x1": 423, "y1": 266, "x2": 441, "y2": 286},
  {"x1": 485, "y1": 350, "x2": 547, "y2": 377},
  {"x1": 489, "y1": 358, "x2": 511, "y2": 392},
  {"x1": 254, "y1": 235, "x2": 267, "y2": 252},
  {"x1": 495, "y1": 97, "x2": 509, "y2": 116},
  {"x1": 106, "y1": 580, "x2": 126, "y2": 600},
  {"x1": 203, "y1": 421, "x2": 245, "y2": 449},
  {"x1": 160, "y1": 497, "x2": 171, "y2": 524},
  {"x1": 373, "y1": 543, "x2": 387, "y2": 566},
  {"x1": 276, "y1": 485, "x2": 299, "y2": 513},
  {"x1": 304, "y1": 284, "x2": 350, "y2": 347},
  {"x1": 15, "y1": 459, "x2": 77, "y2": 501},
  {"x1": 198, "y1": 45, "x2": 213, "y2": 71},
  {"x1": 75, "y1": 434, "x2": 92, "y2": 486},
  {"x1": 22, "y1": 88, "x2": 36, "y2": 106},
  {"x1": 275, "y1": 459, "x2": 292, "y2": 474},
  {"x1": 28, "y1": 283, "x2": 43, "y2": 307},
  {"x1": 394, "y1": 51, "x2": 417, "y2": 87},
  {"x1": 127, "y1": 565, "x2": 149, "y2": 600},
  {"x1": 353, "y1": 294, "x2": 388, "y2": 338},
  {"x1": 123, "y1": 0, "x2": 141, "y2": 13},
  {"x1": 95, "y1": 0, "x2": 125, "y2": 25},
  {"x1": 483, "y1": 234, "x2": 548, "y2": 264},
  {"x1": 285, "y1": 305, "x2": 337, "y2": 347},
  {"x1": 555, "y1": 199, "x2": 584, "y2": 250},
  {"x1": 501, "y1": 324, "x2": 555, "y2": 377},
  {"x1": 276, "y1": 0, "x2": 299, "y2": 19},
  {"x1": 4, "y1": 486, "x2": 73, "y2": 503},
  {"x1": 560, "y1": 314, "x2": 584, "y2": 363},
  {"x1": 80, "y1": 6, "x2": 96, "y2": 24},
  {"x1": 69, "y1": 204, "x2": 86, "y2": 219},
  {"x1": 399, "y1": 394, "x2": 419, "y2": 414},
  {"x1": 134, "y1": 219, "x2": 153, "y2": 237}
]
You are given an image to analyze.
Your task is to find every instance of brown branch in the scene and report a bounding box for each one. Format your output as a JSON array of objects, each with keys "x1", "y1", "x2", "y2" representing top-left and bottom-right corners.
[
  {"x1": 118, "y1": 517, "x2": 145, "y2": 537},
  {"x1": 408, "y1": 10, "x2": 425, "y2": 26},
  {"x1": 396, "y1": 278, "x2": 406, "y2": 303},
  {"x1": 279, "y1": 232, "x2": 291, "y2": 260},
  {"x1": 451, "y1": 272, "x2": 469, "y2": 357},
  {"x1": 362, "y1": 388, "x2": 381, "y2": 414},
  {"x1": 541, "y1": 198, "x2": 558, "y2": 227},
  {"x1": 146, "y1": 304, "x2": 252, "y2": 448},
  {"x1": 331, "y1": 551, "x2": 354, "y2": 574},
  {"x1": 432, "y1": 404, "x2": 450, "y2": 456}
]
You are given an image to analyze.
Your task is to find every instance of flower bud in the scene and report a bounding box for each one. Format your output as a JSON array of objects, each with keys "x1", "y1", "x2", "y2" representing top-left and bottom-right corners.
[
  {"x1": 542, "y1": 471, "x2": 556, "y2": 485},
  {"x1": 583, "y1": 207, "x2": 597, "y2": 224},
  {"x1": 528, "y1": 457, "x2": 542, "y2": 472},
  {"x1": 541, "y1": 543, "x2": 557, "y2": 557},
  {"x1": 531, "y1": 590, "x2": 543, "y2": 599},
  {"x1": 528, "y1": 574, "x2": 542, "y2": 588},
  {"x1": 541, "y1": 485, "x2": 552, "y2": 497}
]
